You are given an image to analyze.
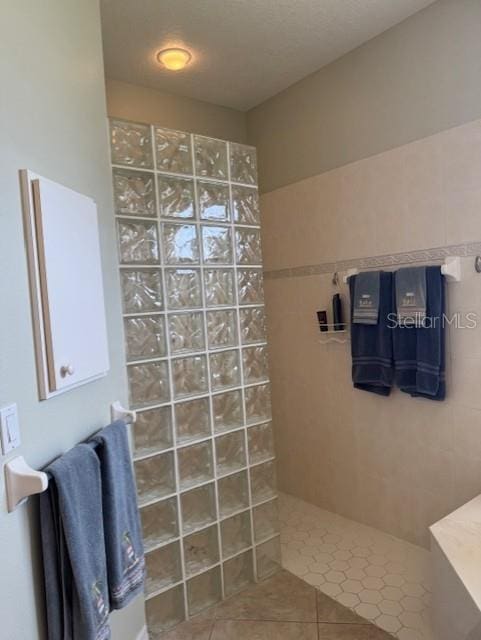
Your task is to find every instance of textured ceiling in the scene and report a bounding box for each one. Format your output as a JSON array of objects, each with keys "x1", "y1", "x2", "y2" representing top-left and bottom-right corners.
[{"x1": 100, "y1": 0, "x2": 436, "y2": 111}]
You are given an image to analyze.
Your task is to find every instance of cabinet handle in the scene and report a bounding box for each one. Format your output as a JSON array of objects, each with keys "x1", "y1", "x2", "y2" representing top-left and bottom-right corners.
[{"x1": 60, "y1": 364, "x2": 75, "y2": 377}]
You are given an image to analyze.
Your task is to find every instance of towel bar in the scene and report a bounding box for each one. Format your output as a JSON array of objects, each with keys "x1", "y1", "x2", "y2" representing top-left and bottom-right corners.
[
  {"x1": 342, "y1": 256, "x2": 462, "y2": 284},
  {"x1": 4, "y1": 401, "x2": 136, "y2": 512}
]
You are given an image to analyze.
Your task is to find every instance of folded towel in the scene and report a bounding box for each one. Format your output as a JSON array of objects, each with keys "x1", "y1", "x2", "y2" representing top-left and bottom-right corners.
[
  {"x1": 393, "y1": 266, "x2": 445, "y2": 400},
  {"x1": 349, "y1": 271, "x2": 394, "y2": 395},
  {"x1": 40, "y1": 444, "x2": 111, "y2": 640},
  {"x1": 395, "y1": 267, "x2": 427, "y2": 327},
  {"x1": 352, "y1": 271, "x2": 381, "y2": 325},
  {"x1": 90, "y1": 421, "x2": 145, "y2": 610}
]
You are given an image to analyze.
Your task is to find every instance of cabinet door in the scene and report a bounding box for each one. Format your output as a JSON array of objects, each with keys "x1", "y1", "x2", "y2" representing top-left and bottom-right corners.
[{"x1": 32, "y1": 176, "x2": 110, "y2": 393}]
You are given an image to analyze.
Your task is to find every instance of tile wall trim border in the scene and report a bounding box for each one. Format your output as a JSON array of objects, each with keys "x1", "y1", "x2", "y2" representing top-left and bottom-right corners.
[{"x1": 264, "y1": 242, "x2": 481, "y2": 280}]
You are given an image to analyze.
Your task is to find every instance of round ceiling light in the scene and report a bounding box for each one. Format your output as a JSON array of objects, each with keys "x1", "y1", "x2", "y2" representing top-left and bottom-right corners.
[{"x1": 156, "y1": 48, "x2": 192, "y2": 71}]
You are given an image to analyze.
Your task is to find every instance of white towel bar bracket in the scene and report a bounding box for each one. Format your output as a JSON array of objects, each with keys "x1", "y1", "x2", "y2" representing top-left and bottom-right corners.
[
  {"x1": 110, "y1": 401, "x2": 136, "y2": 425},
  {"x1": 4, "y1": 401, "x2": 136, "y2": 513},
  {"x1": 342, "y1": 255, "x2": 462, "y2": 284}
]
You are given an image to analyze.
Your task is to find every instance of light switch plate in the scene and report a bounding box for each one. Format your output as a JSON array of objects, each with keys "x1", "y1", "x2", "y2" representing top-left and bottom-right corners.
[{"x1": 0, "y1": 404, "x2": 21, "y2": 455}]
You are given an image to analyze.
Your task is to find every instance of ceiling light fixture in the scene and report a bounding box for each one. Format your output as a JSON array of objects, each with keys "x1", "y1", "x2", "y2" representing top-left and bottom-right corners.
[{"x1": 156, "y1": 48, "x2": 192, "y2": 71}]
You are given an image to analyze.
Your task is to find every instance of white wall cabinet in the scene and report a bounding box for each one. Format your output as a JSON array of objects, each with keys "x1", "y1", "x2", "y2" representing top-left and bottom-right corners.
[{"x1": 20, "y1": 170, "x2": 110, "y2": 399}]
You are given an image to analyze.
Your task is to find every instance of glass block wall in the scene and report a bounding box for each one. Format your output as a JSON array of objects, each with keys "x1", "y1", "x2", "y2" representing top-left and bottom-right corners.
[{"x1": 109, "y1": 119, "x2": 280, "y2": 635}]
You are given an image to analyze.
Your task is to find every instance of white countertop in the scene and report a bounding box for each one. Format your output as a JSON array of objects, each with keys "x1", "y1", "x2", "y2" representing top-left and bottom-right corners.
[{"x1": 430, "y1": 494, "x2": 481, "y2": 611}]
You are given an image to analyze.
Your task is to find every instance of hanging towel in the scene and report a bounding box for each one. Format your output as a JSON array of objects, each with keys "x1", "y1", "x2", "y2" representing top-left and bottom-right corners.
[
  {"x1": 90, "y1": 421, "x2": 145, "y2": 610},
  {"x1": 349, "y1": 271, "x2": 394, "y2": 396},
  {"x1": 393, "y1": 265, "x2": 445, "y2": 400},
  {"x1": 352, "y1": 271, "x2": 381, "y2": 325},
  {"x1": 395, "y1": 266, "x2": 427, "y2": 327},
  {"x1": 40, "y1": 444, "x2": 111, "y2": 640}
]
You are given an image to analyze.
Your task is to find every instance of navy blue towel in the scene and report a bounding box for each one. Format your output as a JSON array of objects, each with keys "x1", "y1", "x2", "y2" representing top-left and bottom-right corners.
[
  {"x1": 90, "y1": 421, "x2": 145, "y2": 610},
  {"x1": 349, "y1": 271, "x2": 394, "y2": 396},
  {"x1": 40, "y1": 444, "x2": 111, "y2": 640},
  {"x1": 393, "y1": 266, "x2": 445, "y2": 400}
]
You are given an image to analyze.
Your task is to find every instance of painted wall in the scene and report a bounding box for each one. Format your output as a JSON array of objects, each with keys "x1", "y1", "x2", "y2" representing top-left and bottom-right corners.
[
  {"x1": 262, "y1": 117, "x2": 481, "y2": 548},
  {"x1": 0, "y1": 2, "x2": 144, "y2": 639},
  {"x1": 247, "y1": 0, "x2": 481, "y2": 193},
  {"x1": 106, "y1": 78, "x2": 247, "y2": 142}
]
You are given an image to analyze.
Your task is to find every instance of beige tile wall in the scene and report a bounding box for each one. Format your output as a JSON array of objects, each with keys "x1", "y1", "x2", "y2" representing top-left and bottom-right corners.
[{"x1": 261, "y1": 118, "x2": 481, "y2": 548}]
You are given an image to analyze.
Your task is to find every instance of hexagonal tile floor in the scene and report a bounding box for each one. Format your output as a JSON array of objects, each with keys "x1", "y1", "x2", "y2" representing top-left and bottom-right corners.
[{"x1": 279, "y1": 492, "x2": 433, "y2": 640}]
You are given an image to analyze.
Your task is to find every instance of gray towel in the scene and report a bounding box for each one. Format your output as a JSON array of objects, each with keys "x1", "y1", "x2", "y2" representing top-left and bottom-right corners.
[
  {"x1": 90, "y1": 421, "x2": 145, "y2": 610},
  {"x1": 40, "y1": 444, "x2": 111, "y2": 640},
  {"x1": 352, "y1": 271, "x2": 381, "y2": 325},
  {"x1": 395, "y1": 267, "x2": 427, "y2": 327}
]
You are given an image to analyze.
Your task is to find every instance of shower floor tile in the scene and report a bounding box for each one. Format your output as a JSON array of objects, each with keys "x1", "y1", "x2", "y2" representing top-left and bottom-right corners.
[
  {"x1": 159, "y1": 569, "x2": 393, "y2": 639},
  {"x1": 279, "y1": 492, "x2": 433, "y2": 640}
]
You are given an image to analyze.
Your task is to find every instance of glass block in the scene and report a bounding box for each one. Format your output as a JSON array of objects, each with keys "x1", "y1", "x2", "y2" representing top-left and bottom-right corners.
[
  {"x1": 201, "y1": 226, "x2": 233, "y2": 265},
  {"x1": 230, "y1": 142, "x2": 257, "y2": 185},
  {"x1": 194, "y1": 136, "x2": 228, "y2": 180},
  {"x1": 218, "y1": 470, "x2": 249, "y2": 518},
  {"x1": 155, "y1": 127, "x2": 193, "y2": 175},
  {"x1": 128, "y1": 361, "x2": 170, "y2": 408},
  {"x1": 236, "y1": 228, "x2": 262, "y2": 265},
  {"x1": 220, "y1": 510, "x2": 252, "y2": 558},
  {"x1": 140, "y1": 497, "x2": 178, "y2": 551},
  {"x1": 237, "y1": 269, "x2": 264, "y2": 305},
  {"x1": 223, "y1": 550, "x2": 254, "y2": 597},
  {"x1": 165, "y1": 268, "x2": 202, "y2": 309},
  {"x1": 175, "y1": 397, "x2": 211, "y2": 444},
  {"x1": 172, "y1": 355, "x2": 207, "y2": 398},
  {"x1": 145, "y1": 541, "x2": 182, "y2": 596},
  {"x1": 120, "y1": 269, "x2": 163, "y2": 313},
  {"x1": 198, "y1": 181, "x2": 230, "y2": 222},
  {"x1": 124, "y1": 315, "x2": 166, "y2": 362},
  {"x1": 232, "y1": 186, "x2": 260, "y2": 225},
  {"x1": 204, "y1": 268, "x2": 235, "y2": 307},
  {"x1": 212, "y1": 390, "x2": 243, "y2": 433},
  {"x1": 110, "y1": 119, "x2": 153, "y2": 169},
  {"x1": 210, "y1": 350, "x2": 241, "y2": 391},
  {"x1": 158, "y1": 175, "x2": 195, "y2": 219},
  {"x1": 117, "y1": 219, "x2": 159, "y2": 265},
  {"x1": 215, "y1": 431, "x2": 246, "y2": 476},
  {"x1": 145, "y1": 585, "x2": 185, "y2": 635},
  {"x1": 206, "y1": 309, "x2": 238, "y2": 350},
  {"x1": 133, "y1": 406, "x2": 172, "y2": 457},
  {"x1": 112, "y1": 168, "x2": 156, "y2": 217},
  {"x1": 239, "y1": 306, "x2": 267, "y2": 344},
  {"x1": 242, "y1": 345, "x2": 269, "y2": 384},
  {"x1": 181, "y1": 483, "x2": 217, "y2": 534},
  {"x1": 253, "y1": 499, "x2": 279, "y2": 542},
  {"x1": 178, "y1": 440, "x2": 213, "y2": 490},
  {"x1": 250, "y1": 461, "x2": 277, "y2": 504},
  {"x1": 184, "y1": 525, "x2": 219, "y2": 577},
  {"x1": 256, "y1": 536, "x2": 281, "y2": 580},
  {"x1": 168, "y1": 312, "x2": 205, "y2": 354},
  {"x1": 187, "y1": 566, "x2": 221, "y2": 616},
  {"x1": 162, "y1": 223, "x2": 199, "y2": 265},
  {"x1": 248, "y1": 422, "x2": 275, "y2": 465},
  {"x1": 134, "y1": 451, "x2": 175, "y2": 505},
  {"x1": 245, "y1": 383, "x2": 272, "y2": 424}
]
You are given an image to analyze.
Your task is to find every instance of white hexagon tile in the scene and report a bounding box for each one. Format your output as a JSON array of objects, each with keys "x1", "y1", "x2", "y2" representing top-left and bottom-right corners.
[{"x1": 279, "y1": 492, "x2": 433, "y2": 640}]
